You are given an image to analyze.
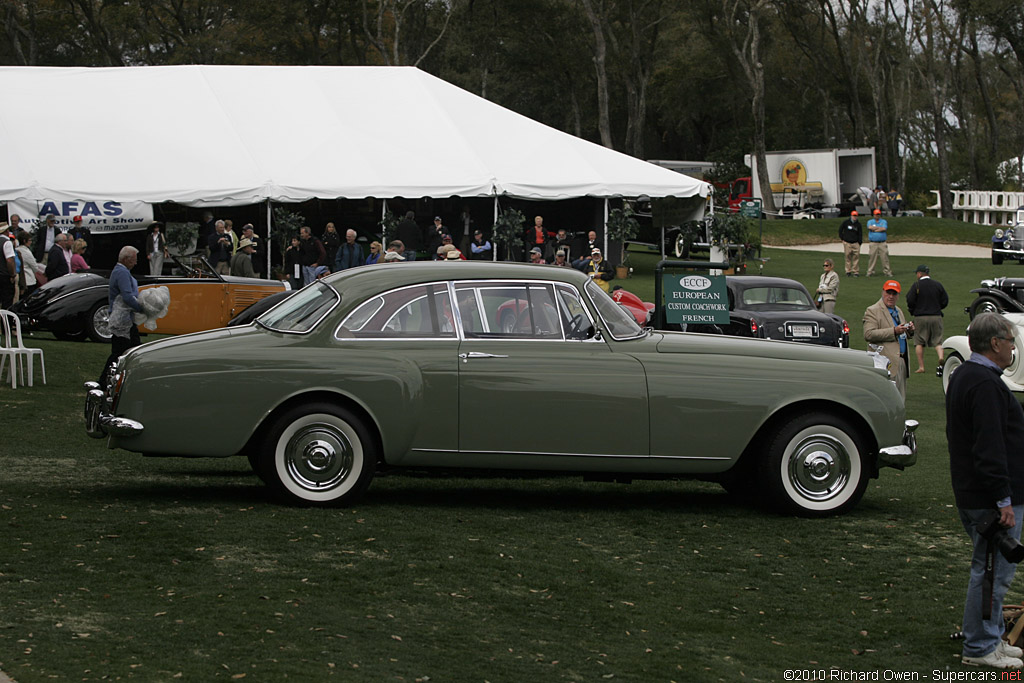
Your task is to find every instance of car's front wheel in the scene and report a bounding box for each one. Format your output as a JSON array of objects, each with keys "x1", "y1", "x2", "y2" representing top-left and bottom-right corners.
[
  {"x1": 86, "y1": 302, "x2": 112, "y2": 343},
  {"x1": 942, "y1": 352, "x2": 964, "y2": 395},
  {"x1": 759, "y1": 413, "x2": 868, "y2": 516},
  {"x1": 260, "y1": 403, "x2": 376, "y2": 506},
  {"x1": 993, "y1": 249, "x2": 1004, "y2": 265}
]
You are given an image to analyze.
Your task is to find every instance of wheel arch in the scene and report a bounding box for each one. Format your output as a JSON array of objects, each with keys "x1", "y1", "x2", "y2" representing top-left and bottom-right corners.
[
  {"x1": 241, "y1": 390, "x2": 385, "y2": 466},
  {"x1": 735, "y1": 399, "x2": 879, "y2": 477}
]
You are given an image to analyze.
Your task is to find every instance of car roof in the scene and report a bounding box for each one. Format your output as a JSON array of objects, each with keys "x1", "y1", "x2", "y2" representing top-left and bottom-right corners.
[
  {"x1": 726, "y1": 275, "x2": 807, "y2": 290},
  {"x1": 322, "y1": 261, "x2": 590, "y2": 291}
]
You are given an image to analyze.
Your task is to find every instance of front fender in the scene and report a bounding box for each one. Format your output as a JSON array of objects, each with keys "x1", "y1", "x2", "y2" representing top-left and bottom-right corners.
[
  {"x1": 969, "y1": 288, "x2": 1024, "y2": 312},
  {"x1": 942, "y1": 334, "x2": 971, "y2": 360}
]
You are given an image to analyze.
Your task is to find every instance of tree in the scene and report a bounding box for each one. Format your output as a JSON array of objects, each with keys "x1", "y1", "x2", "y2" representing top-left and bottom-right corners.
[{"x1": 713, "y1": 0, "x2": 777, "y2": 215}]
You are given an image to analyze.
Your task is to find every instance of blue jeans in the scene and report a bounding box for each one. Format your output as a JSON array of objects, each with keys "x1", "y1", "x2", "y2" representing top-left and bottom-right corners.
[
  {"x1": 959, "y1": 505, "x2": 1024, "y2": 657},
  {"x1": 405, "y1": 250, "x2": 418, "y2": 262}
]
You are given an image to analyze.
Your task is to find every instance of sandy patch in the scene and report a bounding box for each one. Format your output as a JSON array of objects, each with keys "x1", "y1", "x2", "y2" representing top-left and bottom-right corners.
[{"x1": 768, "y1": 242, "x2": 991, "y2": 258}]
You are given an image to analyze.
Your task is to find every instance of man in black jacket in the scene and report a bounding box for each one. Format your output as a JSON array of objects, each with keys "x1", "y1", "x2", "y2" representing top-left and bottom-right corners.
[
  {"x1": 44, "y1": 233, "x2": 71, "y2": 281},
  {"x1": 905, "y1": 264, "x2": 949, "y2": 374},
  {"x1": 395, "y1": 212, "x2": 423, "y2": 261},
  {"x1": 946, "y1": 312, "x2": 1024, "y2": 669},
  {"x1": 838, "y1": 211, "x2": 862, "y2": 277}
]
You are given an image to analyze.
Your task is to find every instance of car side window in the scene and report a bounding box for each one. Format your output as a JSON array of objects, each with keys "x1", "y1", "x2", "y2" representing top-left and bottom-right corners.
[
  {"x1": 455, "y1": 283, "x2": 562, "y2": 340},
  {"x1": 338, "y1": 283, "x2": 455, "y2": 339},
  {"x1": 555, "y1": 285, "x2": 595, "y2": 340}
]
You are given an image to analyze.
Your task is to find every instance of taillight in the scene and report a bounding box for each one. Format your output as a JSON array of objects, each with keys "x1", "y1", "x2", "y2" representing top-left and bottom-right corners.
[
  {"x1": 749, "y1": 320, "x2": 759, "y2": 335},
  {"x1": 842, "y1": 319, "x2": 850, "y2": 335}
]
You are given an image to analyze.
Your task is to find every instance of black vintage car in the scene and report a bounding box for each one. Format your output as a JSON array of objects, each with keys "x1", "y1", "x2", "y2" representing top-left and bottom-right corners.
[
  {"x1": 678, "y1": 276, "x2": 850, "y2": 347},
  {"x1": 12, "y1": 255, "x2": 288, "y2": 342},
  {"x1": 967, "y1": 277, "x2": 1024, "y2": 319},
  {"x1": 990, "y1": 207, "x2": 1024, "y2": 265}
]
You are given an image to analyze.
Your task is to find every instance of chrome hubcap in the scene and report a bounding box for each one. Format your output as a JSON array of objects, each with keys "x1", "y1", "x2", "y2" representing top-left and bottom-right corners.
[
  {"x1": 787, "y1": 433, "x2": 850, "y2": 501},
  {"x1": 284, "y1": 423, "x2": 353, "y2": 491},
  {"x1": 94, "y1": 305, "x2": 111, "y2": 339}
]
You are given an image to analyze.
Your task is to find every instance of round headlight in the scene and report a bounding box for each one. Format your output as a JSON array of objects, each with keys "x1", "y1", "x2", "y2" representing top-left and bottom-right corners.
[{"x1": 996, "y1": 229, "x2": 1005, "y2": 239}]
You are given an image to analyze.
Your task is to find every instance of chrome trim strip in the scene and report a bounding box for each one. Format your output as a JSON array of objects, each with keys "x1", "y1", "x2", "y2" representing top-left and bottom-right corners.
[
  {"x1": 47, "y1": 283, "x2": 108, "y2": 305},
  {"x1": 409, "y1": 448, "x2": 729, "y2": 461}
]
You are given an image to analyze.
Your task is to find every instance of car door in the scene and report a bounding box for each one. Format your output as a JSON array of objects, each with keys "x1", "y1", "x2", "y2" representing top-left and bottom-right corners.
[
  {"x1": 335, "y1": 282, "x2": 460, "y2": 456},
  {"x1": 454, "y1": 280, "x2": 649, "y2": 459}
]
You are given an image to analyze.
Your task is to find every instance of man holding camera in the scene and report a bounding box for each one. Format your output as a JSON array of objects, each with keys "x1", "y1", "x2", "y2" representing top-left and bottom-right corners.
[
  {"x1": 947, "y1": 312, "x2": 1024, "y2": 669},
  {"x1": 863, "y1": 279, "x2": 912, "y2": 399}
]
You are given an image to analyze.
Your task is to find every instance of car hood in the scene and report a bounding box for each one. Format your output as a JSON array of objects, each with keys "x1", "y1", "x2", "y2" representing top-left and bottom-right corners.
[{"x1": 652, "y1": 330, "x2": 873, "y2": 367}]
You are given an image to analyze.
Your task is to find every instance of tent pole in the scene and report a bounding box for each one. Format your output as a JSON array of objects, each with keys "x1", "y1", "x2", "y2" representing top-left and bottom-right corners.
[
  {"x1": 603, "y1": 198, "x2": 609, "y2": 260},
  {"x1": 266, "y1": 199, "x2": 272, "y2": 278},
  {"x1": 382, "y1": 199, "x2": 388, "y2": 241},
  {"x1": 493, "y1": 196, "x2": 499, "y2": 262}
]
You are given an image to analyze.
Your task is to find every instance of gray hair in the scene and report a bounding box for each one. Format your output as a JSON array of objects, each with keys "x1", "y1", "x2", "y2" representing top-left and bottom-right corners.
[
  {"x1": 969, "y1": 312, "x2": 1013, "y2": 354},
  {"x1": 118, "y1": 245, "x2": 139, "y2": 264},
  {"x1": 215, "y1": 220, "x2": 225, "y2": 229},
  {"x1": 823, "y1": 258, "x2": 834, "y2": 267}
]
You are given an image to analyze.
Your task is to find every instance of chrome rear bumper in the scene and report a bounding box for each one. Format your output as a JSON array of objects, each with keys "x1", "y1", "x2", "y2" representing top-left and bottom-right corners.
[{"x1": 84, "y1": 381, "x2": 144, "y2": 439}]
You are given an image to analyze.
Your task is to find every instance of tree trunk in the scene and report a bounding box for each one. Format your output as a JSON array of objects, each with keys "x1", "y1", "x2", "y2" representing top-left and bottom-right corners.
[{"x1": 580, "y1": 0, "x2": 614, "y2": 148}]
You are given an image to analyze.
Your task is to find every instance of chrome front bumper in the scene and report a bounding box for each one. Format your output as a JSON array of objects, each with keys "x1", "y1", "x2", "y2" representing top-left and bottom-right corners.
[
  {"x1": 84, "y1": 381, "x2": 144, "y2": 439},
  {"x1": 877, "y1": 419, "x2": 919, "y2": 470}
]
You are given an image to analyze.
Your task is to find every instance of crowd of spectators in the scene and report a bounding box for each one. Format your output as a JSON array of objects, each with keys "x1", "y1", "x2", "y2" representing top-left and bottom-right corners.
[{"x1": 0, "y1": 208, "x2": 616, "y2": 309}]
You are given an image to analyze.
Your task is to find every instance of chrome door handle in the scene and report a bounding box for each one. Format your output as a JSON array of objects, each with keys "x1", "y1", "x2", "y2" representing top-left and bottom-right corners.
[{"x1": 459, "y1": 352, "x2": 509, "y2": 363}]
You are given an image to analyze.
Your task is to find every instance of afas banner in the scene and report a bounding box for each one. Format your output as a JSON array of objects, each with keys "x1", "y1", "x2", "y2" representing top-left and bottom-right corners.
[{"x1": 8, "y1": 199, "x2": 154, "y2": 234}]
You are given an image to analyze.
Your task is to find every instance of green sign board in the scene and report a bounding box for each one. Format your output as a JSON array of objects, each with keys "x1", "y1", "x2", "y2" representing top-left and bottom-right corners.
[
  {"x1": 739, "y1": 199, "x2": 761, "y2": 218},
  {"x1": 663, "y1": 273, "x2": 730, "y2": 325}
]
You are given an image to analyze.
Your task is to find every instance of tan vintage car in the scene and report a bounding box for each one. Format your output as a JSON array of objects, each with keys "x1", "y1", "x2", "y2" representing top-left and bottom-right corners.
[{"x1": 13, "y1": 255, "x2": 289, "y2": 342}]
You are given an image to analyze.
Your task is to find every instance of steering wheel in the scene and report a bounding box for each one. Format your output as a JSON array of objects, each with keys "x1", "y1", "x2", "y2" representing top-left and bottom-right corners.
[{"x1": 567, "y1": 313, "x2": 584, "y2": 337}]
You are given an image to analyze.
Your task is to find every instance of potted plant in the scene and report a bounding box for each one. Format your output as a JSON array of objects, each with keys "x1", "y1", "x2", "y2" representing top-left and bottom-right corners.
[
  {"x1": 379, "y1": 210, "x2": 399, "y2": 244},
  {"x1": 492, "y1": 207, "x2": 526, "y2": 261},
  {"x1": 606, "y1": 205, "x2": 640, "y2": 279},
  {"x1": 271, "y1": 206, "x2": 305, "y2": 279},
  {"x1": 708, "y1": 213, "x2": 760, "y2": 274}
]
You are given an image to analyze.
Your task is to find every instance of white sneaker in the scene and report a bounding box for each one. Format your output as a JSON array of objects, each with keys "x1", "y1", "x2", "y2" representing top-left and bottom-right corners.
[
  {"x1": 999, "y1": 640, "x2": 1024, "y2": 659},
  {"x1": 963, "y1": 649, "x2": 1023, "y2": 669}
]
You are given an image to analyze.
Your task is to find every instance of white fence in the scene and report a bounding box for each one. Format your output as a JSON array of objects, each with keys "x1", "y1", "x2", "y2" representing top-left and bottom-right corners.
[{"x1": 930, "y1": 190, "x2": 1024, "y2": 226}]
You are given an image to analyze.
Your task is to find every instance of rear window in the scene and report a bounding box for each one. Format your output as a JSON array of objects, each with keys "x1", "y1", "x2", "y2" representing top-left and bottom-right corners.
[
  {"x1": 257, "y1": 282, "x2": 339, "y2": 333},
  {"x1": 740, "y1": 286, "x2": 812, "y2": 309}
]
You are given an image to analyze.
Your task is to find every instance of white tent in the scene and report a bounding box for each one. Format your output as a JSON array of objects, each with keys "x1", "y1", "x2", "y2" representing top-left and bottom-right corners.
[{"x1": 0, "y1": 65, "x2": 710, "y2": 206}]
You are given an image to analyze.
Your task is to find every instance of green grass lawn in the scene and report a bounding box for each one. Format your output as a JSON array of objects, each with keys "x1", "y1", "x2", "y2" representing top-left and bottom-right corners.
[{"x1": 0, "y1": 245, "x2": 1017, "y2": 681}]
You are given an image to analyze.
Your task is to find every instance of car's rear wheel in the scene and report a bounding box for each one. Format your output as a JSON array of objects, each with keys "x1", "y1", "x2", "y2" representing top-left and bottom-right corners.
[
  {"x1": 942, "y1": 352, "x2": 964, "y2": 395},
  {"x1": 86, "y1": 302, "x2": 112, "y2": 343},
  {"x1": 969, "y1": 296, "x2": 1001, "y2": 320},
  {"x1": 759, "y1": 413, "x2": 868, "y2": 516},
  {"x1": 259, "y1": 403, "x2": 376, "y2": 506}
]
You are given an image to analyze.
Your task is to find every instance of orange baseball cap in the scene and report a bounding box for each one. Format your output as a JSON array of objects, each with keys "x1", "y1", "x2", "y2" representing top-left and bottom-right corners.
[
  {"x1": 883, "y1": 280, "x2": 900, "y2": 293},
  {"x1": 850, "y1": 210, "x2": 858, "y2": 216},
  {"x1": 873, "y1": 209, "x2": 881, "y2": 215}
]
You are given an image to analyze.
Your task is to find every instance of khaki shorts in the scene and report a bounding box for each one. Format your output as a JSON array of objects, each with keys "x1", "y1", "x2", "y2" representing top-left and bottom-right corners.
[{"x1": 914, "y1": 315, "x2": 943, "y2": 347}]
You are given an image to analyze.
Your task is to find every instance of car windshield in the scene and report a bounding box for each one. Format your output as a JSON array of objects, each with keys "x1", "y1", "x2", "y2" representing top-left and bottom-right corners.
[
  {"x1": 257, "y1": 282, "x2": 338, "y2": 333},
  {"x1": 739, "y1": 286, "x2": 813, "y2": 310},
  {"x1": 586, "y1": 280, "x2": 644, "y2": 339}
]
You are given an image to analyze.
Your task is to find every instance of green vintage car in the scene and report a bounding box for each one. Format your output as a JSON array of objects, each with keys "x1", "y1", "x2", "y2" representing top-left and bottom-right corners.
[{"x1": 85, "y1": 261, "x2": 917, "y2": 515}]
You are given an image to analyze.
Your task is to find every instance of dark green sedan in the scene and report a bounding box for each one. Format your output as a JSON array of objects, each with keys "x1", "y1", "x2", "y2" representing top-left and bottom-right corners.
[{"x1": 85, "y1": 261, "x2": 917, "y2": 515}]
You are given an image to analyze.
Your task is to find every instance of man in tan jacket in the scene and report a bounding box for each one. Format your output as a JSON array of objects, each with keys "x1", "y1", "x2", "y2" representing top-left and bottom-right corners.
[{"x1": 863, "y1": 279, "x2": 914, "y2": 399}]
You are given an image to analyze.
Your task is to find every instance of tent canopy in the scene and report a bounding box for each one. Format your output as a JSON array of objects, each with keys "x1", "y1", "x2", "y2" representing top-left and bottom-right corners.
[{"x1": 0, "y1": 65, "x2": 709, "y2": 207}]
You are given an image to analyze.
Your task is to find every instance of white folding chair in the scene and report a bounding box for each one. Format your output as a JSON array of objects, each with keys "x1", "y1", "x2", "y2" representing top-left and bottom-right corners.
[
  {"x1": 0, "y1": 310, "x2": 45, "y2": 387},
  {"x1": 0, "y1": 311, "x2": 18, "y2": 388}
]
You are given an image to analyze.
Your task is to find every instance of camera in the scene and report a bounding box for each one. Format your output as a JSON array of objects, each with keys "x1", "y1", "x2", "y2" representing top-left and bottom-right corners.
[{"x1": 977, "y1": 510, "x2": 1024, "y2": 563}]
